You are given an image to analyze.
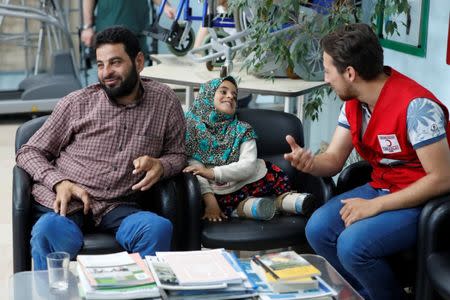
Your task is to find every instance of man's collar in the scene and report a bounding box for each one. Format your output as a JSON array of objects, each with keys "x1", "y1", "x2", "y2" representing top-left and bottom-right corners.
[{"x1": 133, "y1": 81, "x2": 144, "y2": 106}]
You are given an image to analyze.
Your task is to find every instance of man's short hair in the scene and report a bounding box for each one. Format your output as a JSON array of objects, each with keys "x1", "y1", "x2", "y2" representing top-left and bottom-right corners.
[
  {"x1": 94, "y1": 26, "x2": 141, "y2": 61},
  {"x1": 321, "y1": 23, "x2": 384, "y2": 80}
]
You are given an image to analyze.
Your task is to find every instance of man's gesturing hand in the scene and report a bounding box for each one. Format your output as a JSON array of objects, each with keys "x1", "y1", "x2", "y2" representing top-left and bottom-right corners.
[
  {"x1": 132, "y1": 155, "x2": 164, "y2": 191},
  {"x1": 54, "y1": 180, "x2": 90, "y2": 216},
  {"x1": 284, "y1": 135, "x2": 315, "y2": 173}
]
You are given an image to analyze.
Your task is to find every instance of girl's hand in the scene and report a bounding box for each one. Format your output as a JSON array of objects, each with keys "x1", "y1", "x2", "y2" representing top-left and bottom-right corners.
[
  {"x1": 202, "y1": 193, "x2": 228, "y2": 222},
  {"x1": 203, "y1": 205, "x2": 228, "y2": 222},
  {"x1": 183, "y1": 165, "x2": 215, "y2": 180}
]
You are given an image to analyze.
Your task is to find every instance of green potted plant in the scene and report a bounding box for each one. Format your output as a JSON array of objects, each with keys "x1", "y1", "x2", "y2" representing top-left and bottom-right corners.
[
  {"x1": 229, "y1": 0, "x2": 359, "y2": 80},
  {"x1": 228, "y1": 0, "x2": 410, "y2": 120}
]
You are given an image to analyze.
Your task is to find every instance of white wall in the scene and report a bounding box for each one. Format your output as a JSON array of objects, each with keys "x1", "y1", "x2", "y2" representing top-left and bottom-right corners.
[
  {"x1": 303, "y1": 95, "x2": 342, "y2": 151},
  {"x1": 384, "y1": 0, "x2": 450, "y2": 106},
  {"x1": 306, "y1": 0, "x2": 450, "y2": 151}
]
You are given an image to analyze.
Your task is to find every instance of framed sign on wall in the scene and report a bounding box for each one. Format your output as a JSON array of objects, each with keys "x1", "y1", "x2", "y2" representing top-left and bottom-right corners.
[{"x1": 376, "y1": 0, "x2": 430, "y2": 57}]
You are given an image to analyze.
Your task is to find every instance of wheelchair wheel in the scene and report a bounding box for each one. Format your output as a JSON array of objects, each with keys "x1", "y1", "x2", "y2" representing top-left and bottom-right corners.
[
  {"x1": 290, "y1": 35, "x2": 324, "y2": 81},
  {"x1": 233, "y1": 6, "x2": 255, "y2": 45},
  {"x1": 234, "y1": 6, "x2": 254, "y2": 33},
  {"x1": 202, "y1": 31, "x2": 236, "y2": 70},
  {"x1": 168, "y1": 27, "x2": 195, "y2": 56}
]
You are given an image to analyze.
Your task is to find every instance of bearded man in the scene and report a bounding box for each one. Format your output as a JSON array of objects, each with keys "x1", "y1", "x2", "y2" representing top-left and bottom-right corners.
[{"x1": 16, "y1": 26, "x2": 186, "y2": 270}]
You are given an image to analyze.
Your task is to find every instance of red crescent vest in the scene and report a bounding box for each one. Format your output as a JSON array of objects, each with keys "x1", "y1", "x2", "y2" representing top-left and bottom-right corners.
[{"x1": 346, "y1": 67, "x2": 450, "y2": 192}]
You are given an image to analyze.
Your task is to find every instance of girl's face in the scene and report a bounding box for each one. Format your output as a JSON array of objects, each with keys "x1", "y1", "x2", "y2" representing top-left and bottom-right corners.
[{"x1": 213, "y1": 80, "x2": 238, "y2": 115}]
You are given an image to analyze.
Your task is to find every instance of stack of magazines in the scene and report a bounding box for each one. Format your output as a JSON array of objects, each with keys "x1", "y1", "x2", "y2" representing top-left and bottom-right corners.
[
  {"x1": 146, "y1": 249, "x2": 259, "y2": 300},
  {"x1": 76, "y1": 251, "x2": 161, "y2": 299},
  {"x1": 245, "y1": 251, "x2": 337, "y2": 300}
]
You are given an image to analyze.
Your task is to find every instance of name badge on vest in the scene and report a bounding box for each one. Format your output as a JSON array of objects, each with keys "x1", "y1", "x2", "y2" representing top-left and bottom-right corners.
[{"x1": 378, "y1": 134, "x2": 402, "y2": 154}]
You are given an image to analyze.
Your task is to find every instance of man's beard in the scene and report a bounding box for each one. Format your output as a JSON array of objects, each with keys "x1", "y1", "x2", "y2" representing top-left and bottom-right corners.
[
  {"x1": 100, "y1": 65, "x2": 139, "y2": 102},
  {"x1": 336, "y1": 85, "x2": 357, "y2": 101},
  {"x1": 339, "y1": 93, "x2": 356, "y2": 101}
]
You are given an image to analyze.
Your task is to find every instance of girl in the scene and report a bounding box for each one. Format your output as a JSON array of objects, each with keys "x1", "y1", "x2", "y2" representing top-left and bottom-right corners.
[{"x1": 184, "y1": 76, "x2": 310, "y2": 222}]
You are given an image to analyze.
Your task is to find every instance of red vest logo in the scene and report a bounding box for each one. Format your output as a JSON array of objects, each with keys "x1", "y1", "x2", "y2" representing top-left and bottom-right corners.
[{"x1": 378, "y1": 134, "x2": 402, "y2": 154}]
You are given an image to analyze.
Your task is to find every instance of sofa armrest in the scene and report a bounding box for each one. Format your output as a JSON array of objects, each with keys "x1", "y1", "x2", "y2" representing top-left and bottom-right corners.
[
  {"x1": 426, "y1": 252, "x2": 450, "y2": 300},
  {"x1": 336, "y1": 161, "x2": 372, "y2": 195},
  {"x1": 141, "y1": 173, "x2": 202, "y2": 251},
  {"x1": 416, "y1": 196, "x2": 450, "y2": 300},
  {"x1": 141, "y1": 174, "x2": 185, "y2": 250},
  {"x1": 182, "y1": 173, "x2": 202, "y2": 250},
  {"x1": 299, "y1": 173, "x2": 335, "y2": 206},
  {"x1": 12, "y1": 165, "x2": 33, "y2": 273}
]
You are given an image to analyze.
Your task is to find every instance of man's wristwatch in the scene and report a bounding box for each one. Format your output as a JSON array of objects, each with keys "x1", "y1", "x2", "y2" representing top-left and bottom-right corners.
[{"x1": 82, "y1": 24, "x2": 93, "y2": 30}]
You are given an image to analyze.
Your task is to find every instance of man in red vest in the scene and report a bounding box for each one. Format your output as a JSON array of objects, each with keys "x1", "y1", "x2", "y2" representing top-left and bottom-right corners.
[{"x1": 284, "y1": 23, "x2": 450, "y2": 300}]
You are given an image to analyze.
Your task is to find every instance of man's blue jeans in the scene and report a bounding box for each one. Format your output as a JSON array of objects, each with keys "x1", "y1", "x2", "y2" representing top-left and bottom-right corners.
[
  {"x1": 31, "y1": 204, "x2": 173, "y2": 270},
  {"x1": 305, "y1": 183, "x2": 421, "y2": 300}
]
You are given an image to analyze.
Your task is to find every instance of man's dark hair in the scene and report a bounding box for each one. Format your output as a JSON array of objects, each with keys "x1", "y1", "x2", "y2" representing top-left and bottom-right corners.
[
  {"x1": 321, "y1": 23, "x2": 384, "y2": 80},
  {"x1": 94, "y1": 26, "x2": 141, "y2": 61}
]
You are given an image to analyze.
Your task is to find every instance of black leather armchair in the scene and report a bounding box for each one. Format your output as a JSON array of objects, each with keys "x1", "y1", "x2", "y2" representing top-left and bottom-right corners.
[
  {"x1": 336, "y1": 160, "x2": 450, "y2": 300},
  {"x1": 13, "y1": 115, "x2": 201, "y2": 273},
  {"x1": 186, "y1": 108, "x2": 335, "y2": 251},
  {"x1": 424, "y1": 200, "x2": 450, "y2": 300}
]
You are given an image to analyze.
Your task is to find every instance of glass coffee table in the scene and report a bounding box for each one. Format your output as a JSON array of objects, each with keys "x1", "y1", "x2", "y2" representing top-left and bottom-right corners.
[
  {"x1": 10, "y1": 254, "x2": 363, "y2": 300},
  {"x1": 9, "y1": 270, "x2": 79, "y2": 300},
  {"x1": 302, "y1": 254, "x2": 363, "y2": 300}
]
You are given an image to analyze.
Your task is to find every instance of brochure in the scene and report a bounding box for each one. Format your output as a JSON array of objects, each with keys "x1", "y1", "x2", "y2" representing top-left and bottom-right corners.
[{"x1": 77, "y1": 251, "x2": 154, "y2": 288}]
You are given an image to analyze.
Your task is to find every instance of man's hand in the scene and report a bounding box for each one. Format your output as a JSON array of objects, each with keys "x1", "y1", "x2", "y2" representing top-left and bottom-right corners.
[
  {"x1": 183, "y1": 165, "x2": 215, "y2": 180},
  {"x1": 202, "y1": 193, "x2": 227, "y2": 222},
  {"x1": 284, "y1": 135, "x2": 315, "y2": 173},
  {"x1": 132, "y1": 155, "x2": 164, "y2": 191},
  {"x1": 54, "y1": 180, "x2": 90, "y2": 216},
  {"x1": 81, "y1": 28, "x2": 95, "y2": 47},
  {"x1": 163, "y1": 5, "x2": 176, "y2": 19},
  {"x1": 340, "y1": 198, "x2": 382, "y2": 227}
]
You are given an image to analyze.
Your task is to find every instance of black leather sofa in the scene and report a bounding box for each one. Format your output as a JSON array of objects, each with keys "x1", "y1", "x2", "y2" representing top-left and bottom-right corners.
[{"x1": 185, "y1": 108, "x2": 335, "y2": 251}]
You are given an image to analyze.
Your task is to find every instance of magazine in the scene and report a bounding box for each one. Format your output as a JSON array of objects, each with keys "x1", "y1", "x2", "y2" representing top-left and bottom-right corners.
[
  {"x1": 146, "y1": 252, "x2": 258, "y2": 300},
  {"x1": 77, "y1": 251, "x2": 154, "y2": 288},
  {"x1": 255, "y1": 251, "x2": 321, "y2": 280},
  {"x1": 77, "y1": 264, "x2": 161, "y2": 300},
  {"x1": 250, "y1": 259, "x2": 319, "y2": 293},
  {"x1": 155, "y1": 249, "x2": 243, "y2": 286},
  {"x1": 145, "y1": 256, "x2": 228, "y2": 290},
  {"x1": 239, "y1": 259, "x2": 336, "y2": 300}
]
